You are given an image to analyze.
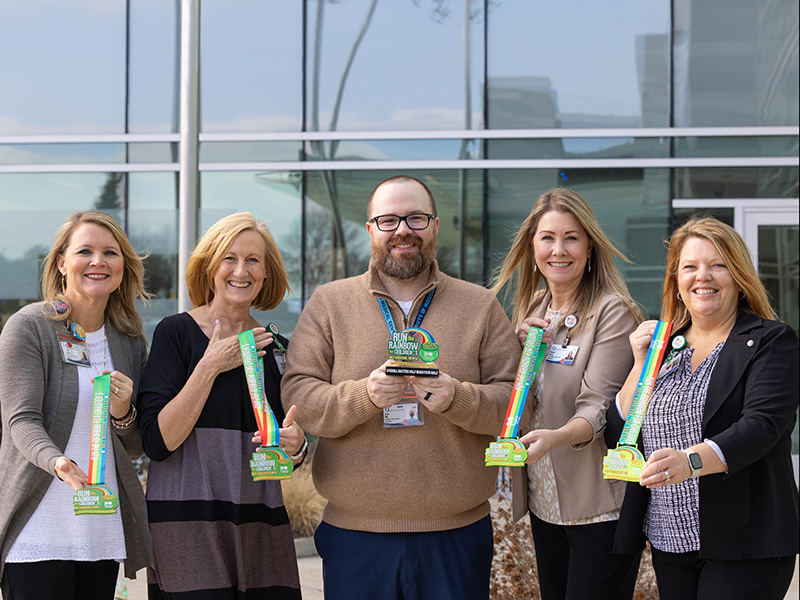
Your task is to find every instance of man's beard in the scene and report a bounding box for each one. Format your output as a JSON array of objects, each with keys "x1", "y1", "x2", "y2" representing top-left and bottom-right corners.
[{"x1": 371, "y1": 233, "x2": 437, "y2": 280}]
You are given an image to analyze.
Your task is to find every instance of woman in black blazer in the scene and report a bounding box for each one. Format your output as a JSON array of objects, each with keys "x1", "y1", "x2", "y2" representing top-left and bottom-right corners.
[{"x1": 607, "y1": 217, "x2": 798, "y2": 600}]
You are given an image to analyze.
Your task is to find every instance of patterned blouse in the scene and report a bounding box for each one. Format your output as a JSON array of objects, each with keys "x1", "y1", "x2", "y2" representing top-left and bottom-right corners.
[
  {"x1": 642, "y1": 341, "x2": 725, "y2": 553},
  {"x1": 527, "y1": 306, "x2": 620, "y2": 526}
]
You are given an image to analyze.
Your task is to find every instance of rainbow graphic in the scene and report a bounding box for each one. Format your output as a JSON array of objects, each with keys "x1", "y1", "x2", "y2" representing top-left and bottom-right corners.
[
  {"x1": 87, "y1": 373, "x2": 111, "y2": 486},
  {"x1": 401, "y1": 327, "x2": 435, "y2": 345},
  {"x1": 618, "y1": 320, "x2": 673, "y2": 447},
  {"x1": 500, "y1": 327, "x2": 545, "y2": 439}
]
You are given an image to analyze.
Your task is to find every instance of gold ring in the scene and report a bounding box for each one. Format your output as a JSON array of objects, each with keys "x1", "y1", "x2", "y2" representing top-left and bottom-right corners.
[{"x1": 113, "y1": 386, "x2": 119, "y2": 394}]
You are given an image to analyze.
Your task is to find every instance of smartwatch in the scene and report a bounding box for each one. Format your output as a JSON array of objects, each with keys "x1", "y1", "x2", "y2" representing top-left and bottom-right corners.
[{"x1": 682, "y1": 449, "x2": 703, "y2": 478}]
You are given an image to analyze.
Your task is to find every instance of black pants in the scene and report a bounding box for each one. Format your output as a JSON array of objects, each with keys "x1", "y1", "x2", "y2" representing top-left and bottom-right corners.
[
  {"x1": 651, "y1": 546, "x2": 796, "y2": 600},
  {"x1": 0, "y1": 560, "x2": 119, "y2": 600},
  {"x1": 529, "y1": 511, "x2": 640, "y2": 600}
]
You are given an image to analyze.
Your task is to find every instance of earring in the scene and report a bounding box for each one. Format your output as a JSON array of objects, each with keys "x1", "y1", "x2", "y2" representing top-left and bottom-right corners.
[
  {"x1": 587, "y1": 255, "x2": 592, "y2": 273},
  {"x1": 61, "y1": 275, "x2": 66, "y2": 294},
  {"x1": 676, "y1": 291, "x2": 682, "y2": 302},
  {"x1": 533, "y1": 261, "x2": 537, "y2": 273}
]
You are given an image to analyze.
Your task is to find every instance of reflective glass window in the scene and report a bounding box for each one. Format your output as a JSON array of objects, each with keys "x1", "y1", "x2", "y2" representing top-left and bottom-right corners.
[
  {"x1": 200, "y1": 0, "x2": 303, "y2": 132},
  {"x1": 487, "y1": 169, "x2": 670, "y2": 318},
  {"x1": 674, "y1": 167, "x2": 799, "y2": 198},
  {"x1": 305, "y1": 0, "x2": 485, "y2": 134},
  {"x1": 0, "y1": 144, "x2": 124, "y2": 165},
  {"x1": 199, "y1": 171, "x2": 303, "y2": 333},
  {"x1": 128, "y1": 0, "x2": 179, "y2": 133},
  {"x1": 674, "y1": 137, "x2": 799, "y2": 158},
  {"x1": 487, "y1": 138, "x2": 670, "y2": 160},
  {"x1": 673, "y1": 0, "x2": 800, "y2": 126},
  {"x1": 488, "y1": 1, "x2": 670, "y2": 129},
  {"x1": 0, "y1": 1, "x2": 126, "y2": 134}
]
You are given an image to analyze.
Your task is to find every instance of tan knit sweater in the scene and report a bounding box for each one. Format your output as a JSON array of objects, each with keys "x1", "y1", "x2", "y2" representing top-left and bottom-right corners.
[{"x1": 281, "y1": 262, "x2": 520, "y2": 533}]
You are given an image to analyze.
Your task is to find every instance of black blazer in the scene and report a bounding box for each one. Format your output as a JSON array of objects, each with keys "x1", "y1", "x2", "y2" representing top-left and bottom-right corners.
[{"x1": 608, "y1": 311, "x2": 799, "y2": 560}]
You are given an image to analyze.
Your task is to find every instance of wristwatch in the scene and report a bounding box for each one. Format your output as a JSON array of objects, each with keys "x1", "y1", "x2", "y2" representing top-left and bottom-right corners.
[{"x1": 682, "y1": 449, "x2": 703, "y2": 478}]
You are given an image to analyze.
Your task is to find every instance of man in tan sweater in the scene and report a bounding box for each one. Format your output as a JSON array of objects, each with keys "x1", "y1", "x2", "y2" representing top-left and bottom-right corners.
[{"x1": 281, "y1": 175, "x2": 520, "y2": 600}]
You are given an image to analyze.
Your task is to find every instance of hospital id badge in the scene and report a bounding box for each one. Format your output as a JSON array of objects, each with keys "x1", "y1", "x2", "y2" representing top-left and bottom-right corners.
[
  {"x1": 56, "y1": 331, "x2": 91, "y2": 367},
  {"x1": 546, "y1": 344, "x2": 579, "y2": 365},
  {"x1": 383, "y1": 401, "x2": 424, "y2": 428}
]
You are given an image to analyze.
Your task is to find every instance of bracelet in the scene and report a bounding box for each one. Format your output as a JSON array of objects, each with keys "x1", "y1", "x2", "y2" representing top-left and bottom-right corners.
[
  {"x1": 111, "y1": 403, "x2": 137, "y2": 430},
  {"x1": 290, "y1": 437, "x2": 309, "y2": 461}
]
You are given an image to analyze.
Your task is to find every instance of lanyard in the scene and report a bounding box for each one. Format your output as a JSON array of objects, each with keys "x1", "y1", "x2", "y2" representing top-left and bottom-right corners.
[{"x1": 377, "y1": 288, "x2": 436, "y2": 335}]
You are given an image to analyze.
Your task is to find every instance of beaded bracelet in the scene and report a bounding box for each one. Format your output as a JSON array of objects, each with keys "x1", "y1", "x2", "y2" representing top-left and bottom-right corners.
[{"x1": 111, "y1": 403, "x2": 137, "y2": 430}]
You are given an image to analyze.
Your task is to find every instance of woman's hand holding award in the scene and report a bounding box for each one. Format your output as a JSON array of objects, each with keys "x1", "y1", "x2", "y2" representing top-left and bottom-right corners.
[
  {"x1": 602, "y1": 320, "x2": 672, "y2": 482},
  {"x1": 239, "y1": 329, "x2": 293, "y2": 481},
  {"x1": 485, "y1": 327, "x2": 547, "y2": 467}
]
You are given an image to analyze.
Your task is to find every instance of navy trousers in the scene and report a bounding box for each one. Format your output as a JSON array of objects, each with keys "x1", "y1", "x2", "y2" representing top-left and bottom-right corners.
[{"x1": 314, "y1": 516, "x2": 493, "y2": 600}]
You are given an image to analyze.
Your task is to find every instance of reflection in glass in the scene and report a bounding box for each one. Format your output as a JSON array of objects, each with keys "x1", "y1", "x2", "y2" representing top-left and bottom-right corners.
[
  {"x1": 673, "y1": 207, "x2": 734, "y2": 229},
  {"x1": 305, "y1": 140, "x2": 482, "y2": 162},
  {"x1": 199, "y1": 142, "x2": 302, "y2": 163},
  {"x1": 306, "y1": 0, "x2": 484, "y2": 133},
  {"x1": 759, "y1": 225, "x2": 799, "y2": 334},
  {"x1": 0, "y1": 172, "x2": 126, "y2": 330},
  {"x1": 199, "y1": 171, "x2": 303, "y2": 333},
  {"x1": 674, "y1": 137, "x2": 799, "y2": 159},
  {"x1": 488, "y1": 1, "x2": 670, "y2": 129},
  {"x1": 674, "y1": 167, "x2": 800, "y2": 199},
  {"x1": 0, "y1": 1, "x2": 126, "y2": 134},
  {"x1": 488, "y1": 138, "x2": 669, "y2": 160},
  {"x1": 200, "y1": 0, "x2": 302, "y2": 132},
  {"x1": 128, "y1": 143, "x2": 178, "y2": 164},
  {"x1": 487, "y1": 168, "x2": 670, "y2": 318},
  {"x1": 0, "y1": 144, "x2": 124, "y2": 165},
  {"x1": 128, "y1": 0, "x2": 179, "y2": 133},
  {"x1": 673, "y1": 0, "x2": 799, "y2": 126}
]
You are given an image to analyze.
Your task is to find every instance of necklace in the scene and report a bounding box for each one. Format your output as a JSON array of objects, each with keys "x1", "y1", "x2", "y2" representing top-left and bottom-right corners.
[{"x1": 84, "y1": 327, "x2": 108, "y2": 378}]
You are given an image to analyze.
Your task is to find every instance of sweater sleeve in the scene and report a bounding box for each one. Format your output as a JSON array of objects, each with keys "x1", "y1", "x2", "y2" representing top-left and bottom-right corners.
[
  {"x1": 570, "y1": 296, "x2": 637, "y2": 447},
  {"x1": 281, "y1": 290, "x2": 383, "y2": 438},
  {"x1": 439, "y1": 292, "x2": 520, "y2": 435},
  {"x1": 137, "y1": 317, "x2": 191, "y2": 461},
  {"x1": 0, "y1": 310, "x2": 64, "y2": 475}
]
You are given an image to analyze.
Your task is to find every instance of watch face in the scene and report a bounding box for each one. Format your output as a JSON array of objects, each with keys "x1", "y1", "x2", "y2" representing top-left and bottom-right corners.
[{"x1": 689, "y1": 452, "x2": 703, "y2": 470}]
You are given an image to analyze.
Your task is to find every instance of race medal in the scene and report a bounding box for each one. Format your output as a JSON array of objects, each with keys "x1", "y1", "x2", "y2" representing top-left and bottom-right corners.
[
  {"x1": 239, "y1": 329, "x2": 292, "y2": 481},
  {"x1": 73, "y1": 373, "x2": 119, "y2": 515},
  {"x1": 385, "y1": 327, "x2": 440, "y2": 377},
  {"x1": 603, "y1": 320, "x2": 672, "y2": 482},
  {"x1": 486, "y1": 327, "x2": 547, "y2": 467}
]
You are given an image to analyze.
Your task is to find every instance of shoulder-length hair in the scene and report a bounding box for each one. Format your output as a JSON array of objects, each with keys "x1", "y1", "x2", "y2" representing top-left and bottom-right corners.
[
  {"x1": 491, "y1": 188, "x2": 643, "y2": 333},
  {"x1": 185, "y1": 212, "x2": 290, "y2": 310},
  {"x1": 661, "y1": 216, "x2": 776, "y2": 328},
  {"x1": 41, "y1": 210, "x2": 151, "y2": 340}
]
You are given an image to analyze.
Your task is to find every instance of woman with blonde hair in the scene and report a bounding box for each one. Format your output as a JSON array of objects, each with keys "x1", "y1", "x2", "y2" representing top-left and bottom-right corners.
[
  {"x1": 0, "y1": 210, "x2": 153, "y2": 599},
  {"x1": 494, "y1": 188, "x2": 643, "y2": 600},
  {"x1": 609, "y1": 217, "x2": 798, "y2": 600},
  {"x1": 138, "y1": 212, "x2": 305, "y2": 599}
]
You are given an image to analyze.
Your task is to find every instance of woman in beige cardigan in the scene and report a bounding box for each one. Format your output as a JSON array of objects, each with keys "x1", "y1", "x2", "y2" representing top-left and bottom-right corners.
[{"x1": 493, "y1": 189, "x2": 643, "y2": 600}]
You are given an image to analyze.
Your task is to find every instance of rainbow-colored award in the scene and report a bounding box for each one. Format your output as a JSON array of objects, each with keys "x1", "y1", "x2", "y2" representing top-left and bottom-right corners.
[
  {"x1": 73, "y1": 373, "x2": 119, "y2": 515},
  {"x1": 239, "y1": 329, "x2": 293, "y2": 481},
  {"x1": 603, "y1": 320, "x2": 672, "y2": 482},
  {"x1": 385, "y1": 327, "x2": 440, "y2": 377},
  {"x1": 485, "y1": 327, "x2": 547, "y2": 467}
]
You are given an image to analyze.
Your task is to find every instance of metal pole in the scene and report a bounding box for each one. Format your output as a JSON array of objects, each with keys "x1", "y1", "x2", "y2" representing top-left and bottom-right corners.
[{"x1": 178, "y1": 0, "x2": 200, "y2": 312}]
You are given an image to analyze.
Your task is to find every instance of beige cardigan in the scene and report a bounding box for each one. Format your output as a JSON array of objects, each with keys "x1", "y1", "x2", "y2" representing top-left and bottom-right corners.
[{"x1": 512, "y1": 293, "x2": 637, "y2": 523}]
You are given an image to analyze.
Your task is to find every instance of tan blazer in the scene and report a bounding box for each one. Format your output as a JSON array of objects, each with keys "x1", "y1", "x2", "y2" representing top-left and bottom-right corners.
[{"x1": 512, "y1": 293, "x2": 637, "y2": 523}]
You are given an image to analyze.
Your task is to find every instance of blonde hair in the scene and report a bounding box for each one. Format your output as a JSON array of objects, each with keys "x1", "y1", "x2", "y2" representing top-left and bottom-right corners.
[
  {"x1": 661, "y1": 216, "x2": 777, "y2": 328},
  {"x1": 492, "y1": 188, "x2": 643, "y2": 333},
  {"x1": 41, "y1": 211, "x2": 151, "y2": 340},
  {"x1": 185, "y1": 212, "x2": 290, "y2": 310}
]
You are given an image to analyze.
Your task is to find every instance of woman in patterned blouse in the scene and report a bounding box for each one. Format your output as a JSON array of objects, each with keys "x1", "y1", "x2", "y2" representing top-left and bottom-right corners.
[{"x1": 611, "y1": 217, "x2": 798, "y2": 600}]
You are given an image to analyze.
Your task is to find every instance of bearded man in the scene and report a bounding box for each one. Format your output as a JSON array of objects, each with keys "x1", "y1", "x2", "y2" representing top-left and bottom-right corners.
[{"x1": 282, "y1": 175, "x2": 520, "y2": 600}]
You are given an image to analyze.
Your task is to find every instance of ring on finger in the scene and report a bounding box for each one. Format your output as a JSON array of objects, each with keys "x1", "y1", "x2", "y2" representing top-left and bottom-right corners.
[
  {"x1": 664, "y1": 469, "x2": 671, "y2": 482},
  {"x1": 113, "y1": 385, "x2": 120, "y2": 394}
]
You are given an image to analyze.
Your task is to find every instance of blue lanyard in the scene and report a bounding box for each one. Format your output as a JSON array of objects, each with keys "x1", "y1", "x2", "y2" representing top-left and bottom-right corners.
[{"x1": 377, "y1": 288, "x2": 436, "y2": 335}]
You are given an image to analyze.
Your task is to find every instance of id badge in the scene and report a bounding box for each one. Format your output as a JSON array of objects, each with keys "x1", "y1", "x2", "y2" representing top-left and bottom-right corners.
[
  {"x1": 383, "y1": 402, "x2": 424, "y2": 427},
  {"x1": 56, "y1": 332, "x2": 91, "y2": 367},
  {"x1": 546, "y1": 344, "x2": 579, "y2": 365},
  {"x1": 273, "y1": 349, "x2": 286, "y2": 375},
  {"x1": 657, "y1": 352, "x2": 682, "y2": 378}
]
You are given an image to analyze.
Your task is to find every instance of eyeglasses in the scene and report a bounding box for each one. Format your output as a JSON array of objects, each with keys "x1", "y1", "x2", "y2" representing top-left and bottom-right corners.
[{"x1": 368, "y1": 213, "x2": 435, "y2": 232}]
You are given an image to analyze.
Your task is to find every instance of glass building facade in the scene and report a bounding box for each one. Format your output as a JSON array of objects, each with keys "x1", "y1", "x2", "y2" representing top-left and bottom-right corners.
[{"x1": 1, "y1": 0, "x2": 797, "y2": 350}]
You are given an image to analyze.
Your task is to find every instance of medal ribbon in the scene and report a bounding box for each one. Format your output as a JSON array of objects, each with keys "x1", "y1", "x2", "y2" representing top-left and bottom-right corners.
[
  {"x1": 239, "y1": 329, "x2": 280, "y2": 448},
  {"x1": 377, "y1": 288, "x2": 436, "y2": 334},
  {"x1": 617, "y1": 320, "x2": 673, "y2": 447},
  {"x1": 500, "y1": 327, "x2": 547, "y2": 439},
  {"x1": 87, "y1": 373, "x2": 111, "y2": 486}
]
